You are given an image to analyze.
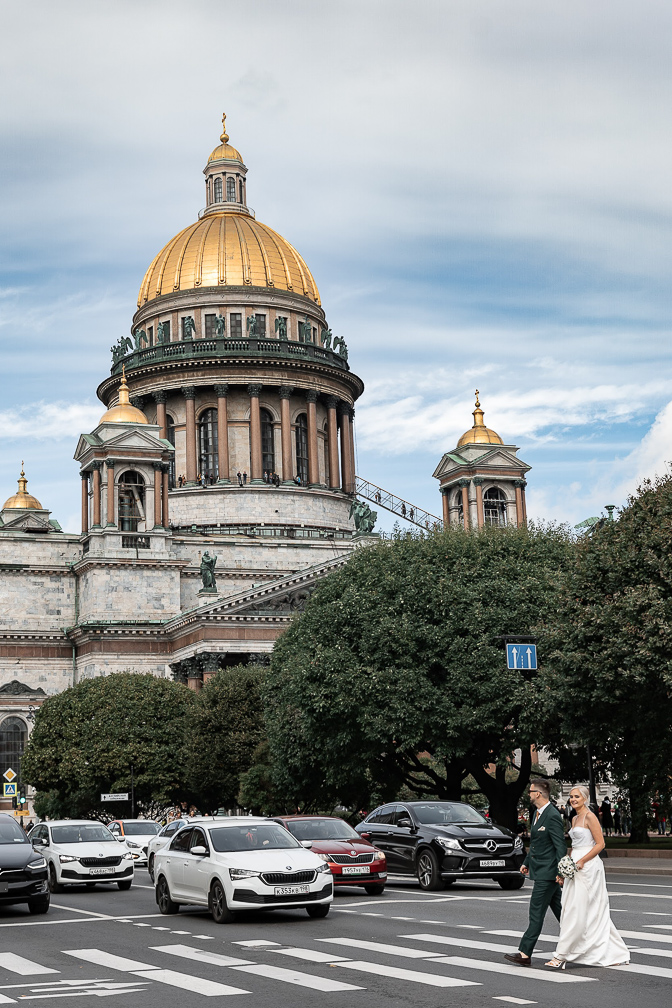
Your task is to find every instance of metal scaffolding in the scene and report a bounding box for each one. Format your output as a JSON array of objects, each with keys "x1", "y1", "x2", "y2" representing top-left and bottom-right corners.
[{"x1": 355, "y1": 476, "x2": 442, "y2": 530}]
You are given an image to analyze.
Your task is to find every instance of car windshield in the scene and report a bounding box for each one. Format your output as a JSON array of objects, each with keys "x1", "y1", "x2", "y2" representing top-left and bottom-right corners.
[
  {"x1": 0, "y1": 820, "x2": 28, "y2": 844},
  {"x1": 284, "y1": 819, "x2": 359, "y2": 841},
  {"x1": 121, "y1": 822, "x2": 159, "y2": 836},
  {"x1": 411, "y1": 803, "x2": 488, "y2": 825},
  {"x1": 51, "y1": 825, "x2": 116, "y2": 844},
  {"x1": 208, "y1": 824, "x2": 301, "y2": 853}
]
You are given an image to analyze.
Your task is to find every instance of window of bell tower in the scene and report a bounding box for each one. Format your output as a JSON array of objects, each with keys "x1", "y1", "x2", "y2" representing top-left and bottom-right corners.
[
  {"x1": 484, "y1": 487, "x2": 507, "y2": 526},
  {"x1": 214, "y1": 178, "x2": 223, "y2": 202},
  {"x1": 226, "y1": 177, "x2": 235, "y2": 202}
]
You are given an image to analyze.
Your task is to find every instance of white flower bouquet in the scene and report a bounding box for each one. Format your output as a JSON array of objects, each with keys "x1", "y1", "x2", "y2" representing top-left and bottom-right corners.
[{"x1": 557, "y1": 855, "x2": 578, "y2": 878}]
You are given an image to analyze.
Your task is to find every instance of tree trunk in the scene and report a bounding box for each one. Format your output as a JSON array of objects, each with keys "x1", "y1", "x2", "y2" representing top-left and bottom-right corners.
[
  {"x1": 464, "y1": 746, "x2": 533, "y2": 833},
  {"x1": 628, "y1": 786, "x2": 651, "y2": 844}
]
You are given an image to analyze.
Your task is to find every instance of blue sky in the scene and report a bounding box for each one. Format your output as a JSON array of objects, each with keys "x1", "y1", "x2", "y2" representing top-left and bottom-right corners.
[{"x1": 1, "y1": 0, "x2": 671, "y2": 533}]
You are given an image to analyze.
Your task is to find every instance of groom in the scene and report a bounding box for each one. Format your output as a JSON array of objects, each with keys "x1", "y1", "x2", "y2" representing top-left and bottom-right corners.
[{"x1": 504, "y1": 779, "x2": 567, "y2": 966}]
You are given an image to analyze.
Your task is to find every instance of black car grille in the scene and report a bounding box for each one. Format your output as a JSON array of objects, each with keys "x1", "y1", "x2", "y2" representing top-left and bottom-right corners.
[
  {"x1": 233, "y1": 883, "x2": 331, "y2": 904},
  {"x1": 0, "y1": 870, "x2": 29, "y2": 881},
  {"x1": 260, "y1": 870, "x2": 316, "y2": 885},
  {"x1": 78, "y1": 856, "x2": 122, "y2": 867},
  {"x1": 461, "y1": 840, "x2": 513, "y2": 854},
  {"x1": 330, "y1": 854, "x2": 374, "y2": 864}
]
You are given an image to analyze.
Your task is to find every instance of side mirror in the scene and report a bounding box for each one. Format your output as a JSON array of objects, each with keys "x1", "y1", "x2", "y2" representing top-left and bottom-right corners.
[
  {"x1": 360, "y1": 832, "x2": 371, "y2": 840},
  {"x1": 190, "y1": 845, "x2": 208, "y2": 856},
  {"x1": 397, "y1": 818, "x2": 412, "y2": 829},
  {"x1": 115, "y1": 836, "x2": 125, "y2": 842},
  {"x1": 301, "y1": 840, "x2": 313, "y2": 849},
  {"x1": 32, "y1": 837, "x2": 46, "y2": 846}
]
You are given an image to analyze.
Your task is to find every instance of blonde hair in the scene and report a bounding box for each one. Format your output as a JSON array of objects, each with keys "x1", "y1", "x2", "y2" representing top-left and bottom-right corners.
[{"x1": 570, "y1": 784, "x2": 590, "y2": 805}]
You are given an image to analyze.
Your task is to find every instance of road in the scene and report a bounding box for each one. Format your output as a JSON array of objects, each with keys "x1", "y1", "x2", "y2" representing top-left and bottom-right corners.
[{"x1": 0, "y1": 869, "x2": 669, "y2": 1006}]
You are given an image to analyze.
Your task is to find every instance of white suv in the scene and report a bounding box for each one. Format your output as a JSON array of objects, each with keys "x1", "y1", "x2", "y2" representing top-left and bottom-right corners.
[
  {"x1": 29, "y1": 821, "x2": 135, "y2": 891},
  {"x1": 154, "y1": 817, "x2": 332, "y2": 923}
]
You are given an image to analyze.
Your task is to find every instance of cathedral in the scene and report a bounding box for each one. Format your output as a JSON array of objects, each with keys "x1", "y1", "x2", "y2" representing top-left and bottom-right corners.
[{"x1": 0, "y1": 116, "x2": 530, "y2": 810}]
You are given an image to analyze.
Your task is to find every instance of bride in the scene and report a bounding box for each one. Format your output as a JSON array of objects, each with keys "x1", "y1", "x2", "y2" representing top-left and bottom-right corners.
[{"x1": 546, "y1": 785, "x2": 629, "y2": 968}]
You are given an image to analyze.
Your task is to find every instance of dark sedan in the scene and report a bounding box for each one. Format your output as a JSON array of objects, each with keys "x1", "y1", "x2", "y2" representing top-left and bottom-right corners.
[
  {"x1": 355, "y1": 800, "x2": 525, "y2": 890},
  {"x1": 0, "y1": 813, "x2": 49, "y2": 913}
]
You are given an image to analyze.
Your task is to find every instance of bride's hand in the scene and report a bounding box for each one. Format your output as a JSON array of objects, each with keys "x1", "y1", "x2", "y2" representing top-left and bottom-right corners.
[{"x1": 576, "y1": 859, "x2": 585, "y2": 870}]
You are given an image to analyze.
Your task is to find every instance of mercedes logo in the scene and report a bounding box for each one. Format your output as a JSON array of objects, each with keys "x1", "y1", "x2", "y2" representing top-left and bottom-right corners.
[{"x1": 485, "y1": 840, "x2": 498, "y2": 853}]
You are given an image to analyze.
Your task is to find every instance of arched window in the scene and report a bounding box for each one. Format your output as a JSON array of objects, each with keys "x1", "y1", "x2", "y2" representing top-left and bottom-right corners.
[
  {"x1": 226, "y1": 177, "x2": 236, "y2": 202},
  {"x1": 0, "y1": 716, "x2": 27, "y2": 783},
  {"x1": 453, "y1": 490, "x2": 463, "y2": 526},
  {"x1": 198, "y1": 408, "x2": 218, "y2": 482},
  {"x1": 260, "y1": 408, "x2": 275, "y2": 475},
  {"x1": 214, "y1": 178, "x2": 223, "y2": 203},
  {"x1": 118, "y1": 471, "x2": 145, "y2": 532},
  {"x1": 295, "y1": 414, "x2": 308, "y2": 484},
  {"x1": 239, "y1": 179, "x2": 244, "y2": 203},
  {"x1": 484, "y1": 487, "x2": 507, "y2": 526},
  {"x1": 166, "y1": 414, "x2": 176, "y2": 489}
]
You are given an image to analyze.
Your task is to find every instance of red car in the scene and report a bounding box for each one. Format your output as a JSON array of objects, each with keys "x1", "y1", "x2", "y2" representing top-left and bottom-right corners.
[{"x1": 273, "y1": 815, "x2": 387, "y2": 894}]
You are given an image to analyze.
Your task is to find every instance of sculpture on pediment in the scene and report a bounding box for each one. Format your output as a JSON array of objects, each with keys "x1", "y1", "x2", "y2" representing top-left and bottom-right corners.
[
  {"x1": 349, "y1": 498, "x2": 377, "y2": 534},
  {"x1": 0, "y1": 680, "x2": 47, "y2": 697}
]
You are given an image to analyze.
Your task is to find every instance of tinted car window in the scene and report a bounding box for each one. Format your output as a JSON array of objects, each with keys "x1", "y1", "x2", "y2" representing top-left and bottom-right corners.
[
  {"x1": 284, "y1": 819, "x2": 359, "y2": 841},
  {"x1": 122, "y1": 822, "x2": 159, "y2": 836},
  {"x1": 170, "y1": 828, "x2": 193, "y2": 852},
  {"x1": 209, "y1": 824, "x2": 300, "y2": 853},
  {"x1": 108, "y1": 823, "x2": 120, "y2": 833},
  {"x1": 189, "y1": 829, "x2": 208, "y2": 852},
  {"x1": 51, "y1": 825, "x2": 116, "y2": 844},
  {"x1": 0, "y1": 819, "x2": 28, "y2": 844},
  {"x1": 366, "y1": 806, "x2": 395, "y2": 825},
  {"x1": 411, "y1": 802, "x2": 488, "y2": 825}
]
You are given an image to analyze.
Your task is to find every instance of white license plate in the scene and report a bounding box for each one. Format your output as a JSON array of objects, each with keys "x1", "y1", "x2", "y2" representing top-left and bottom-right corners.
[
  {"x1": 480, "y1": 859, "x2": 506, "y2": 867},
  {"x1": 274, "y1": 884, "x2": 310, "y2": 895},
  {"x1": 89, "y1": 868, "x2": 115, "y2": 875},
  {"x1": 341, "y1": 865, "x2": 370, "y2": 874}
]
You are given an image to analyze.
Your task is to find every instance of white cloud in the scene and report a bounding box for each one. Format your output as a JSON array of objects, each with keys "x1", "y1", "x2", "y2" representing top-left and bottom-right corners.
[{"x1": 0, "y1": 402, "x2": 102, "y2": 441}]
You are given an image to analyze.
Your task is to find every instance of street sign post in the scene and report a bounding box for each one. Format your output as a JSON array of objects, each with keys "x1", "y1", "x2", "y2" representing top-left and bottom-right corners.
[
  {"x1": 100, "y1": 793, "x2": 129, "y2": 802},
  {"x1": 3, "y1": 783, "x2": 17, "y2": 797},
  {"x1": 506, "y1": 643, "x2": 537, "y2": 670}
]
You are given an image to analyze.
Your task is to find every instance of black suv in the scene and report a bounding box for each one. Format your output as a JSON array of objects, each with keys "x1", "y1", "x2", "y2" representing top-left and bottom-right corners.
[
  {"x1": 0, "y1": 813, "x2": 49, "y2": 913},
  {"x1": 355, "y1": 801, "x2": 525, "y2": 890}
]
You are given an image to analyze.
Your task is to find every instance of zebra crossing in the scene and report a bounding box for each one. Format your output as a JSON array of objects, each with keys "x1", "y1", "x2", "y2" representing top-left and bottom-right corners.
[{"x1": 0, "y1": 924, "x2": 670, "y2": 1000}]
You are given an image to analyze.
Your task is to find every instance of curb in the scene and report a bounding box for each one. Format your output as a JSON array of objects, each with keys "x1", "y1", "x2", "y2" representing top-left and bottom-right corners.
[{"x1": 604, "y1": 864, "x2": 672, "y2": 877}]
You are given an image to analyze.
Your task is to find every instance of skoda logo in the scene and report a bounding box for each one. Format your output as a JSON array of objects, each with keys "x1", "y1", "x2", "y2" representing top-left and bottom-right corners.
[
  {"x1": 485, "y1": 840, "x2": 498, "y2": 853},
  {"x1": 349, "y1": 851, "x2": 357, "y2": 856},
  {"x1": 286, "y1": 866, "x2": 292, "y2": 870}
]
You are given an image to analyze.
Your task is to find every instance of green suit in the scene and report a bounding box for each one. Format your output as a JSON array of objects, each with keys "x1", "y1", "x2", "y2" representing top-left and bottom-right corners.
[{"x1": 519, "y1": 803, "x2": 567, "y2": 957}]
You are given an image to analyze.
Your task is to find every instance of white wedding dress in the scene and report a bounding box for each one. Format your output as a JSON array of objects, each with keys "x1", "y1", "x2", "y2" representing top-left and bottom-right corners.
[{"x1": 554, "y1": 824, "x2": 629, "y2": 966}]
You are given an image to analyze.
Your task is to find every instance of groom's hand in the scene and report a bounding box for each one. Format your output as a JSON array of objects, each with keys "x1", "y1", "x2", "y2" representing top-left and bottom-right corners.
[{"x1": 520, "y1": 866, "x2": 529, "y2": 875}]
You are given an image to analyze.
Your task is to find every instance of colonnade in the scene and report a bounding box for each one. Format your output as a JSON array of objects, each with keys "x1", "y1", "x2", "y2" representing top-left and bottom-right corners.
[
  {"x1": 80, "y1": 462, "x2": 170, "y2": 535},
  {"x1": 441, "y1": 478, "x2": 527, "y2": 529}
]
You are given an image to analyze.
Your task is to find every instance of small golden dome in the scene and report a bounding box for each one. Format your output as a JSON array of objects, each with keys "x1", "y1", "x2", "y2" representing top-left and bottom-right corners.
[
  {"x1": 207, "y1": 113, "x2": 243, "y2": 164},
  {"x1": 99, "y1": 367, "x2": 148, "y2": 425},
  {"x1": 457, "y1": 391, "x2": 504, "y2": 449},
  {"x1": 3, "y1": 465, "x2": 43, "y2": 510}
]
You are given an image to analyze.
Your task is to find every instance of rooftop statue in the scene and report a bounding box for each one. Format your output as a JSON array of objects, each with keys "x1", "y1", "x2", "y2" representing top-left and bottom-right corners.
[
  {"x1": 320, "y1": 328, "x2": 332, "y2": 349},
  {"x1": 157, "y1": 321, "x2": 167, "y2": 344},
  {"x1": 200, "y1": 551, "x2": 218, "y2": 591},
  {"x1": 349, "y1": 499, "x2": 377, "y2": 534},
  {"x1": 275, "y1": 316, "x2": 288, "y2": 340},
  {"x1": 247, "y1": 314, "x2": 258, "y2": 337},
  {"x1": 182, "y1": 316, "x2": 196, "y2": 340},
  {"x1": 215, "y1": 314, "x2": 226, "y2": 337},
  {"x1": 134, "y1": 328, "x2": 147, "y2": 350},
  {"x1": 111, "y1": 335, "x2": 133, "y2": 364}
]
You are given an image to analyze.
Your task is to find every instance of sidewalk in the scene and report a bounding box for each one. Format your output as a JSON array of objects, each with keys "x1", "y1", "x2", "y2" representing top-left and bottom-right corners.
[{"x1": 604, "y1": 856, "x2": 672, "y2": 877}]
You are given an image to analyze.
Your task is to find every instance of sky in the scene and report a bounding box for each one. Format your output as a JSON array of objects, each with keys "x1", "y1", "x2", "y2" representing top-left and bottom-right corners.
[{"x1": 0, "y1": 0, "x2": 671, "y2": 534}]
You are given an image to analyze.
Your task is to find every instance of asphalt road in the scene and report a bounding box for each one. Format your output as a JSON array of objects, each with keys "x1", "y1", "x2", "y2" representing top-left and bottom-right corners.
[{"x1": 0, "y1": 869, "x2": 669, "y2": 1007}]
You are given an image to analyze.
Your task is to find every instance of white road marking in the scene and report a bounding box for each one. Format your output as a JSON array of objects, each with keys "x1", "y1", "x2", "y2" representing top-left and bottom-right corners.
[
  {"x1": 63, "y1": 951, "x2": 156, "y2": 972},
  {"x1": 150, "y1": 945, "x2": 253, "y2": 967},
  {"x1": 493, "y1": 998, "x2": 537, "y2": 1005},
  {"x1": 0, "y1": 996, "x2": 14, "y2": 1004},
  {"x1": 271, "y1": 949, "x2": 352, "y2": 964},
  {"x1": 168, "y1": 931, "x2": 191, "y2": 935},
  {"x1": 628, "y1": 947, "x2": 672, "y2": 958},
  {"x1": 317, "y1": 938, "x2": 444, "y2": 959},
  {"x1": 131, "y1": 968, "x2": 250, "y2": 995},
  {"x1": 399, "y1": 933, "x2": 518, "y2": 953},
  {"x1": 0, "y1": 955, "x2": 58, "y2": 976},
  {"x1": 609, "y1": 892, "x2": 672, "y2": 901},
  {"x1": 608, "y1": 882, "x2": 672, "y2": 889},
  {"x1": 193, "y1": 936, "x2": 216, "y2": 940},
  {"x1": 334, "y1": 960, "x2": 480, "y2": 987},
  {"x1": 433, "y1": 956, "x2": 597, "y2": 983},
  {"x1": 611, "y1": 963, "x2": 672, "y2": 978},
  {"x1": 232, "y1": 941, "x2": 280, "y2": 948},
  {"x1": 231, "y1": 964, "x2": 362, "y2": 992},
  {"x1": 49, "y1": 906, "x2": 113, "y2": 920},
  {"x1": 616, "y1": 930, "x2": 672, "y2": 943},
  {"x1": 132, "y1": 924, "x2": 152, "y2": 928},
  {"x1": 485, "y1": 930, "x2": 556, "y2": 942}
]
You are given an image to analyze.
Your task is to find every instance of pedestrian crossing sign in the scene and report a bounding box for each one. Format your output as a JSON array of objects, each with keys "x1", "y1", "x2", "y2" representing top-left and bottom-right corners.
[{"x1": 3, "y1": 783, "x2": 17, "y2": 797}]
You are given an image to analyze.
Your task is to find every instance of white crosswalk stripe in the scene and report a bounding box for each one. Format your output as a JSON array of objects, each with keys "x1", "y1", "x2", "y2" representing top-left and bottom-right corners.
[
  {"x1": 316, "y1": 938, "x2": 445, "y2": 958},
  {"x1": 333, "y1": 960, "x2": 480, "y2": 986},
  {"x1": 271, "y1": 948, "x2": 353, "y2": 963},
  {"x1": 611, "y1": 963, "x2": 672, "y2": 979},
  {"x1": 628, "y1": 947, "x2": 672, "y2": 959},
  {"x1": 0, "y1": 954, "x2": 58, "y2": 976},
  {"x1": 63, "y1": 951, "x2": 155, "y2": 972},
  {"x1": 433, "y1": 956, "x2": 598, "y2": 983},
  {"x1": 130, "y1": 968, "x2": 250, "y2": 996},
  {"x1": 149, "y1": 946, "x2": 253, "y2": 967},
  {"x1": 399, "y1": 933, "x2": 519, "y2": 953},
  {"x1": 230, "y1": 963, "x2": 363, "y2": 991}
]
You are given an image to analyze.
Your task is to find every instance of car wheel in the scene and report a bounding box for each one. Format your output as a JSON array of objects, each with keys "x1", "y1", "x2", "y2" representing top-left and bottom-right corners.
[
  {"x1": 48, "y1": 865, "x2": 63, "y2": 894},
  {"x1": 364, "y1": 884, "x2": 385, "y2": 895},
  {"x1": 156, "y1": 876, "x2": 180, "y2": 914},
  {"x1": 118, "y1": 880, "x2": 132, "y2": 891},
  {"x1": 209, "y1": 879, "x2": 235, "y2": 924},
  {"x1": 148, "y1": 855, "x2": 155, "y2": 882},
  {"x1": 498, "y1": 875, "x2": 525, "y2": 890},
  {"x1": 306, "y1": 903, "x2": 330, "y2": 918},
  {"x1": 417, "y1": 848, "x2": 445, "y2": 891},
  {"x1": 28, "y1": 895, "x2": 50, "y2": 915},
  {"x1": 85, "y1": 882, "x2": 96, "y2": 889}
]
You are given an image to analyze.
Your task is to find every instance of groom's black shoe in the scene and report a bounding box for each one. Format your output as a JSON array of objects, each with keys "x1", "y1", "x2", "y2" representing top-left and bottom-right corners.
[{"x1": 504, "y1": 953, "x2": 532, "y2": 967}]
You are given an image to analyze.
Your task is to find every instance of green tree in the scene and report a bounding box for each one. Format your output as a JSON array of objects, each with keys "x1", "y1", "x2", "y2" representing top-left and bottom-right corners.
[
  {"x1": 265, "y1": 523, "x2": 574, "y2": 830},
  {"x1": 540, "y1": 475, "x2": 672, "y2": 843},
  {"x1": 186, "y1": 664, "x2": 265, "y2": 813},
  {"x1": 22, "y1": 672, "x2": 195, "y2": 819}
]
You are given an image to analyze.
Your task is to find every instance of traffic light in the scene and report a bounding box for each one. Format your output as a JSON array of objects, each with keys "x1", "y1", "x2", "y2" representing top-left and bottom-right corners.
[
  {"x1": 11, "y1": 797, "x2": 17, "y2": 810},
  {"x1": 17, "y1": 786, "x2": 26, "y2": 806}
]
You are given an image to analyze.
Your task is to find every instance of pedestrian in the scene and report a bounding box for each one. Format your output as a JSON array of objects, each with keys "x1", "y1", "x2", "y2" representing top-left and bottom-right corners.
[
  {"x1": 294, "y1": 474, "x2": 301, "y2": 485},
  {"x1": 545, "y1": 785, "x2": 629, "y2": 968},
  {"x1": 242, "y1": 471, "x2": 247, "y2": 485},
  {"x1": 237, "y1": 471, "x2": 242, "y2": 486},
  {"x1": 504, "y1": 779, "x2": 566, "y2": 967},
  {"x1": 274, "y1": 472, "x2": 280, "y2": 487},
  {"x1": 600, "y1": 798, "x2": 613, "y2": 837},
  {"x1": 613, "y1": 803, "x2": 621, "y2": 835}
]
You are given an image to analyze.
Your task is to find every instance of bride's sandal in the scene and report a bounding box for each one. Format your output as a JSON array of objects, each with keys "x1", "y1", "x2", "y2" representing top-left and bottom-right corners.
[{"x1": 545, "y1": 958, "x2": 566, "y2": 969}]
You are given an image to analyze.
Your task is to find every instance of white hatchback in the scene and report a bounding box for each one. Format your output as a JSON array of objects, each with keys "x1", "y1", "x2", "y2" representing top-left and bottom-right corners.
[
  {"x1": 28, "y1": 820, "x2": 135, "y2": 891},
  {"x1": 153, "y1": 817, "x2": 333, "y2": 923}
]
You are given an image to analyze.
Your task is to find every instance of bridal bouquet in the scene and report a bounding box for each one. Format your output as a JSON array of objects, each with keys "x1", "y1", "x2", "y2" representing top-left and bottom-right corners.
[{"x1": 557, "y1": 855, "x2": 578, "y2": 878}]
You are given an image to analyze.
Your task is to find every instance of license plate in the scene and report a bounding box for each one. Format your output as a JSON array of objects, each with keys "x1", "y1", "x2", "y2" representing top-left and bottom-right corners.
[
  {"x1": 341, "y1": 865, "x2": 370, "y2": 874},
  {"x1": 480, "y1": 859, "x2": 506, "y2": 867},
  {"x1": 274, "y1": 885, "x2": 309, "y2": 895},
  {"x1": 89, "y1": 868, "x2": 115, "y2": 875}
]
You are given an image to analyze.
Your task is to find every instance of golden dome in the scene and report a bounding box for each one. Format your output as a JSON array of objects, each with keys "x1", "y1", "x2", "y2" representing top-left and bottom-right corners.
[
  {"x1": 137, "y1": 212, "x2": 320, "y2": 305},
  {"x1": 207, "y1": 114, "x2": 243, "y2": 164},
  {"x1": 99, "y1": 367, "x2": 148, "y2": 425},
  {"x1": 3, "y1": 465, "x2": 43, "y2": 510},
  {"x1": 457, "y1": 391, "x2": 504, "y2": 449}
]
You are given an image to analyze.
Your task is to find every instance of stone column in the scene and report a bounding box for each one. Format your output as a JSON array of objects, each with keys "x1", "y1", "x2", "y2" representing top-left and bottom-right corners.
[
  {"x1": 459, "y1": 478, "x2": 470, "y2": 531},
  {"x1": 325, "y1": 395, "x2": 340, "y2": 489},
  {"x1": 338, "y1": 403, "x2": 354, "y2": 493},
  {"x1": 279, "y1": 386, "x2": 294, "y2": 483},
  {"x1": 247, "y1": 383, "x2": 263, "y2": 483},
  {"x1": 515, "y1": 479, "x2": 528, "y2": 526},
  {"x1": 105, "y1": 460, "x2": 115, "y2": 526},
  {"x1": 161, "y1": 465, "x2": 170, "y2": 528},
  {"x1": 305, "y1": 390, "x2": 320, "y2": 486},
  {"x1": 213, "y1": 384, "x2": 230, "y2": 482},
  {"x1": 473, "y1": 477, "x2": 484, "y2": 529},
  {"x1": 182, "y1": 387, "x2": 197, "y2": 485},
  {"x1": 91, "y1": 462, "x2": 102, "y2": 528},
  {"x1": 186, "y1": 665, "x2": 203, "y2": 692},
  {"x1": 348, "y1": 408, "x2": 357, "y2": 490},
  {"x1": 440, "y1": 486, "x2": 450, "y2": 526},
  {"x1": 153, "y1": 463, "x2": 163, "y2": 528},
  {"x1": 202, "y1": 654, "x2": 220, "y2": 685},
  {"x1": 81, "y1": 472, "x2": 89, "y2": 534},
  {"x1": 153, "y1": 391, "x2": 167, "y2": 440}
]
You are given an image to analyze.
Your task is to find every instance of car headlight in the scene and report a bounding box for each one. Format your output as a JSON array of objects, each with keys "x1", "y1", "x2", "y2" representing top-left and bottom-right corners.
[
  {"x1": 513, "y1": 836, "x2": 524, "y2": 850},
  {"x1": 316, "y1": 863, "x2": 331, "y2": 873},
  {"x1": 122, "y1": 852, "x2": 135, "y2": 861},
  {"x1": 59, "y1": 854, "x2": 78, "y2": 863},
  {"x1": 229, "y1": 868, "x2": 260, "y2": 879},
  {"x1": 316, "y1": 853, "x2": 331, "y2": 863},
  {"x1": 126, "y1": 841, "x2": 141, "y2": 849},
  {"x1": 435, "y1": 837, "x2": 461, "y2": 851},
  {"x1": 27, "y1": 857, "x2": 47, "y2": 870},
  {"x1": 373, "y1": 851, "x2": 385, "y2": 861}
]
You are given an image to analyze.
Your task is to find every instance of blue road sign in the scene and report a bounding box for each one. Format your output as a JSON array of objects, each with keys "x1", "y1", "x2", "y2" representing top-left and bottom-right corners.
[{"x1": 506, "y1": 643, "x2": 537, "y2": 670}]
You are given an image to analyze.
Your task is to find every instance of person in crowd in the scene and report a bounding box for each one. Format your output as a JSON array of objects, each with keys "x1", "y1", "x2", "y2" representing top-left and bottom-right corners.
[
  {"x1": 600, "y1": 797, "x2": 613, "y2": 836},
  {"x1": 242, "y1": 471, "x2": 247, "y2": 485},
  {"x1": 613, "y1": 803, "x2": 621, "y2": 835},
  {"x1": 546, "y1": 785, "x2": 629, "y2": 968},
  {"x1": 237, "y1": 472, "x2": 243, "y2": 486}
]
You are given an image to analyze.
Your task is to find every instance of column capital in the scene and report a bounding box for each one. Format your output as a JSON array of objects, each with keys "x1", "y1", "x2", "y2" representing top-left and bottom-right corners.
[
  {"x1": 161, "y1": 463, "x2": 171, "y2": 474},
  {"x1": 472, "y1": 476, "x2": 484, "y2": 485},
  {"x1": 91, "y1": 460, "x2": 103, "y2": 471},
  {"x1": 247, "y1": 383, "x2": 262, "y2": 397},
  {"x1": 105, "y1": 459, "x2": 115, "y2": 469},
  {"x1": 324, "y1": 395, "x2": 338, "y2": 410},
  {"x1": 348, "y1": 407, "x2": 355, "y2": 421},
  {"x1": 279, "y1": 385, "x2": 294, "y2": 400},
  {"x1": 182, "y1": 386, "x2": 196, "y2": 400},
  {"x1": 81, "y1": 470, "x2": 90, "y2": 480},
  {"x1": 337, "y1": 400, "x2": 352, "y2": 417},
  {"x1": 439, "y1": 486, "x2": 451, "y2": 495},
  {"x1": 152, "y1": 390, "x2": 168, "y2": 404},
  {"x1": 305, "y1": 389, "x2": 318, "y2": 403},
  {"x1": 213, "y1": 383, "x2": 229, "y2": 397},
  {"x1": 152, "y1": 461, "x2": 164, "y2": 471},
  {"x1": 129, "y1": 396, "x2": 144, "y2": 410},
  {"x1": 458, "y1": 477, "x2": 470, "y2": 487},
  {"x1": 514, "y1": 479, "x2": 528, "y2": 488}
]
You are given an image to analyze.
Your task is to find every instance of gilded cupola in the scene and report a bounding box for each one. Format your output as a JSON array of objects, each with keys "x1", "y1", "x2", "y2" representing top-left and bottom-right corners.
[
  {"x1": 2, "y1": 465, "x2": 43, "y2": 510},
  {"x1": 456, "y1": 391, "x2": 504, "y2": 448},
  {"x1": 98, "y1": 367, "x2": 148, "y2": 425}
]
